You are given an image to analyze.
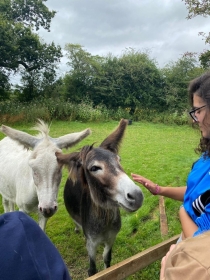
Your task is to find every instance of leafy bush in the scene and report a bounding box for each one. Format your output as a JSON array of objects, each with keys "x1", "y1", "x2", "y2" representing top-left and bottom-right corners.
[
  {"x1": 0, "y1": 97, "x2": 191, "y2": 125},
  {"x1": 133, "y1": 107, "x2": 190, "y2": 125}
]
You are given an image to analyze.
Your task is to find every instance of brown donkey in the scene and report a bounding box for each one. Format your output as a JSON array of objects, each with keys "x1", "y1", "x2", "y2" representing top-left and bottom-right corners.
[{"x1": 56, "y1": 119, "x2": 144, "y2": 276}]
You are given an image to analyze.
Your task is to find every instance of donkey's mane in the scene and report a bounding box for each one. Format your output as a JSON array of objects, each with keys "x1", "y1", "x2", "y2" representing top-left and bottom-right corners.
[{"x1": 32, "y1": 119, "x2": 50, "y2": 138}]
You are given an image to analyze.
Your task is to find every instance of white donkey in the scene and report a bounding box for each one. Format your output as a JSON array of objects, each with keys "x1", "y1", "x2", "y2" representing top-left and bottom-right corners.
[{"x1": 0, "y1": 119, "x2": 91, "y2": 231}]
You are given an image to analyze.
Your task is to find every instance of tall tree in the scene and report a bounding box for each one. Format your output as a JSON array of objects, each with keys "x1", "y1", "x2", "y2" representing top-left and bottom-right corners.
[
  {"x1": 64, "y1": 46, "x2": 165, "y2": 111},
  {"x1": 64, "y1": 44, "x2": 103, "y2": 102},
  {"x1": 0, "y1": 0, "x2": 56, "y2": 30},
  {"x1": 183, "y1": 0, "x2": 210, "y2": 68},
  {"x1": 0, "y1": 0, "x2": 62, "y2": 99},
  {"x1": 161, "y1": 55, "x2": 204, "y2": 111},
  {"x1": 92, "y1": 49, "x2": 165, "y2": 112}
]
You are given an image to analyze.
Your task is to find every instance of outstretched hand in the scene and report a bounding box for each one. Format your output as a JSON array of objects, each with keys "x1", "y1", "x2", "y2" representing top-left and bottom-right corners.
[{"x1": 131, "y1": 173, "x2": 159, "y2": 195}]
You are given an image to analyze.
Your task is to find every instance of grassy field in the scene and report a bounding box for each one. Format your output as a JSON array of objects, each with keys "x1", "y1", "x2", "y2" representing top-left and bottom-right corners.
[{"x1": 0, "y1": 120, "x2": 200, "y2": 279}]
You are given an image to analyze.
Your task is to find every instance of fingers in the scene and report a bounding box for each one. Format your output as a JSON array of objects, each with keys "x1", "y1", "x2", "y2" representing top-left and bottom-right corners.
[
  {"x1": 162, "y1": 245, "x2": 176, "y2": 265},
  {"x1": 131, "y1": 173, "x2": 147, "y2": 184},
  {"x1": 167, "y1": 244, "x2": 176, "y2": 256},
  {"x1": 131, "y1": 173, "x2": 153, "y2": 189},
  {"x1": 160, "y1": 256, "x2": 166, "y2": 279},
  {"x1": 160, "y1": 244, "x2": 176, "y2": 280}
]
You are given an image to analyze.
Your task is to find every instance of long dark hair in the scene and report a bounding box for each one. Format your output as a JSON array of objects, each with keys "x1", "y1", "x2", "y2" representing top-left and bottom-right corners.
[{"x1": 188, "y1": 72, "x2": 210, "y2": 157}]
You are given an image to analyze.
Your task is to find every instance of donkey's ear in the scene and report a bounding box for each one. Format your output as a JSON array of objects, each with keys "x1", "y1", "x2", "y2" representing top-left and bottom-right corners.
[
  {"x1": 55, "y1": 151, "x2": 81, "y2": 183},
  {"x1": 80, "y1": 145, "x2": 93, "y2": 164},
  {"x1": 99, "y1": 119, "x2": 128, "y2": 154},
  {"x1": 1, "y1": 125, "x2": 39, "y2": 149},
  {"x1": 55, "y1": 152, "x2": 80, "y2": 166}
]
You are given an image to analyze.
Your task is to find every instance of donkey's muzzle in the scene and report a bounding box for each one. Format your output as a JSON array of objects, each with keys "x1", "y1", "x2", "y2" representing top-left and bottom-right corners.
[{"x1": 39, "y1": 206, "x2": 58, "y2": 218}]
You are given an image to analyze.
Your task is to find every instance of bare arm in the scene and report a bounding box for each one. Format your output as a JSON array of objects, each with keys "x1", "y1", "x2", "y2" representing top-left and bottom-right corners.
[
  {"x1": 131, "y1": 173, "x2": 186, "y2": 201},
  {"x1": 159, "y1": 186, "x2": 186, "y2": 201},
  {"x1": 179, "y1": 207, "x2": 198, "y2": 239}
]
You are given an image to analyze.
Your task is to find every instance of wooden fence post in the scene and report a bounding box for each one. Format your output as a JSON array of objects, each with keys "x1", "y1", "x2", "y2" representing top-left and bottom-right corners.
[{"x1": 159, "y1": 196, "x2": 168, "y2": 236}]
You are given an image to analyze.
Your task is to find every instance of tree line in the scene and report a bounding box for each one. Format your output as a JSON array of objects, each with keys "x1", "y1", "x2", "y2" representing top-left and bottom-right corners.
[{"x1": 0, "y1": 0, "x2": 209, "y2": 116}]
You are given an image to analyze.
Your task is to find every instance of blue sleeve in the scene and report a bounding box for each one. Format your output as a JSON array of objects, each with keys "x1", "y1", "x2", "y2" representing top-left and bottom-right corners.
[{"x1": 193, "y1": 204, "x2": 210, "y2": 236}]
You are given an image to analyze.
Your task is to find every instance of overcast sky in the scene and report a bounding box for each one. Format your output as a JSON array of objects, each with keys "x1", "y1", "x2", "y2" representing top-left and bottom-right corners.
[{"x1": 37, "y1": 0, "x2": 209, "y2": 78}]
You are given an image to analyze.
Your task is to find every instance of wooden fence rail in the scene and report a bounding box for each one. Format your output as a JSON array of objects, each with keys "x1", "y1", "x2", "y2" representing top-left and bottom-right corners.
[{"x1": 86, "y1": 234, "x2": 179, "y2": 280}]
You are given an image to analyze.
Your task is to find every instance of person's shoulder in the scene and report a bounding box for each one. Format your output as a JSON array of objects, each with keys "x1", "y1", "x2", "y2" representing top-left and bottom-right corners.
[
  {"x1": 175, "y1": 232, "x2": 210, "y2": 270},
  {"x1": 178, "y1": 230, "x2": 210, "y2": 251},
  {"x1": 191, "y1": 153, "x2": 210, "y2": 169},
  {"x1": 164, "y1": 232, "x2": 210, "y2": 280}
]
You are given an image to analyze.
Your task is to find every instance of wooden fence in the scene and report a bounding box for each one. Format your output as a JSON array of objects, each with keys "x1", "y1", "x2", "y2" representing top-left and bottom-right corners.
[{"x1": 85, "y1": 234, "x2": 179, "y2": 280}]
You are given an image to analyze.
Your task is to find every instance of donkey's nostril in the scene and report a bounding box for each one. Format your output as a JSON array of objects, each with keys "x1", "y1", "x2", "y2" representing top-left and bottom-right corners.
[{"x1": 127, "y1": 193, "x2": 135, "y2": 200}]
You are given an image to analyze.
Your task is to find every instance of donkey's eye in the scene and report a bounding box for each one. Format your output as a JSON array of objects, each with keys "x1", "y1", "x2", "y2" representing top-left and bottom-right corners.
[{"x1": 90, "y1": 166, "x2": 101, "y2": 172}]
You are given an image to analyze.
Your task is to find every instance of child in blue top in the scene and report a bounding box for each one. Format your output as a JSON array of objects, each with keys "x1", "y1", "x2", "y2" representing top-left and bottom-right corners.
[
  {"x1": 132, "y1": 72, "x2": 210, "y2": 240},
  {"x1": 184, "y1": 154, "x2": 210, "y2": 236}
]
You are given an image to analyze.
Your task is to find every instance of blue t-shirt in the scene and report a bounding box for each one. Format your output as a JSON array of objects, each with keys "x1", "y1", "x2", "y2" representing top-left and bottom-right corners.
[{"x1": 184, "y1": 154, "x2": 210, "y2": 236}]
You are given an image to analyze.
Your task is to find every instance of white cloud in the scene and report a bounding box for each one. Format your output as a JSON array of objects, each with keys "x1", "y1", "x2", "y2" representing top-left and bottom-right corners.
[{"x1": 36, "y1": 0, "x2": 209, "y2": 75}]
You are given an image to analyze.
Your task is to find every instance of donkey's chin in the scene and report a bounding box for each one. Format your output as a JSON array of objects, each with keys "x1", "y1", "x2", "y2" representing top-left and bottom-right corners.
[
  {"x1": 118, "y1": 203, "x2": 136, "y2": 212},
  {"x1": 98, "y1": 199, "x2": 119, "y2": 210},
  {"x1": 42, "y1": 212, "x2": 55, "y2": 218}
]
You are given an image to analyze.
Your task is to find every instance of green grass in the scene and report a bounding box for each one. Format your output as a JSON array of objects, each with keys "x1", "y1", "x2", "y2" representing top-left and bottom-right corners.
[{"x1": 0, "y1": 120, "x2": 200, "y2": 279}]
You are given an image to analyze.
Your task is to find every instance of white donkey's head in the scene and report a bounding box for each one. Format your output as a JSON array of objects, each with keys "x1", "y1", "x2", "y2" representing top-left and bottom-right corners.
[{"x1": 0, "y1": 119, "x2": 91, "y2": 218}]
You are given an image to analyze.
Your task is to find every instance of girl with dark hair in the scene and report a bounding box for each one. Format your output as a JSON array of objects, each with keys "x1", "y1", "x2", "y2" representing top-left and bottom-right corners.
[{"x1": 132, "y1": 72, "x2": 210, "y2": 239}]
